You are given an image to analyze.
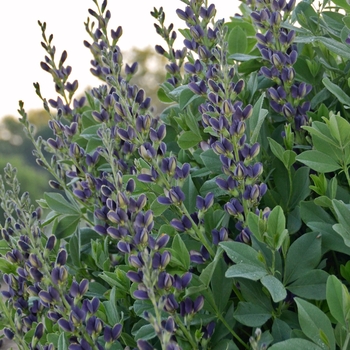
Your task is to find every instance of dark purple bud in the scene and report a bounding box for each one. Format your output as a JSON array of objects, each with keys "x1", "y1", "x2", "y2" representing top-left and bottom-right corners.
[
  {"x1": 4, "y1": 328, "x2": 14, "y2": 340},
  {"x1": 34, "y1": 323, "x2": 44, "y2": 340},
  {"x1": 58, "y1": 318, "x2": 74, "y2": 332},
  {"x1": 104, "y1": 324, "x2": 122, "y2": 342},
  {"x1": 188, "y1": 80, "x2": 207, "y2": 95},
  {"x1": 30, "y1": 267, "x2": 43, "y2": 282},
  {"x1": 164, "y1": 294, "x2": 179, "y2": 312},
  {"x1": 111, "y1": 26, "x2": 123, "y2": 40},
  {"x1": 117, "y1": 241, "x2": 131, "y2": 253},
  {"x1": 137, "y1": 340, "x2": 154, "y2": 350},
  {"x1": 155, "y1": 45, "x2": 166, "y2": 55},
  {"x1": 194, "y1": 295, "x2": 205, "y2": 312},
  {"x1": 51, "y1": 266, "x2": 68, "y2": 285},
  {"x1": 86, "y1": 316, "x2": 103, "y2": 335},
  {"x1": 126, "y1": 270, "x2": 143, "y2": 283},
  {"x1": 56, "y1": 249, "x2": 67, "y2": 266},
  {"x1": 203, "y1": 321, "x2": 215, "y2": 339},
  {"x1": 134, "y1": 290, "x2": 149, "y2": 300},
  {"x1": 129, "y1": 255, "x2": 144, "y2": 268},
  {"x1": 125, "y1": 62, "x2": 138, "y2": 75},
  {"x1": 190, "y1": 251, "x2": 206, "y2": 264}
]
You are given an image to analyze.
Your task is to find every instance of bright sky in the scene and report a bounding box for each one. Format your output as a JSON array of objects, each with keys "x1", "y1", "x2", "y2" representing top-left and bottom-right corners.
[{"x1": 0, "y1": 1, "x2": 240, "y2": 119}]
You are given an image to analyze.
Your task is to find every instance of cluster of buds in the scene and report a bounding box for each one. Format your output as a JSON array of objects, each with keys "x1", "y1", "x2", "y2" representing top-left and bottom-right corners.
[
  {"x1": 0, "y1": 165, "x2": 124, "y2": 350},
  {"x1": 160, "y1": 1, "x2": 268, "y2": 256},
  {"x1": 151, "y1": 7, "x2": 187, "y2": 87},
  {"x1": 250, "y1": 0, "x2": 312, "y2": 130}
]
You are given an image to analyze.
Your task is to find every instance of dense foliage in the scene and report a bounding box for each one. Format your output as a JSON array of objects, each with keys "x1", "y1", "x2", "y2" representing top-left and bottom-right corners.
[{"x1": 2, "y1": 0, "x2": 350, "y2": 349}]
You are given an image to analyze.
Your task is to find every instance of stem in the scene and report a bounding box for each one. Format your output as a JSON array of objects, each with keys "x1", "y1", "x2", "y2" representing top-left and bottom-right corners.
[
  {"x1": 342, "y1": 331, "x2": 350, "y2": 350},
  {"x1": 343, "y1": 164, "x2": 350, "y2": 189},
  {"x1": 217, "y1": 312, "x2": 249, "y2": 349},
  {"x1": 174, "y1": 314, "x2": 198, "y2": 349},
  {"x1": 0, "y1": 297, "x2": 29, "y2": 350}
]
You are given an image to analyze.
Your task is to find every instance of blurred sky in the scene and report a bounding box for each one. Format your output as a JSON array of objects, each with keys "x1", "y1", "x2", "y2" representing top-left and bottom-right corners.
[{"x1": 0, "y1": 1, "x2": 240, "y2": 119}]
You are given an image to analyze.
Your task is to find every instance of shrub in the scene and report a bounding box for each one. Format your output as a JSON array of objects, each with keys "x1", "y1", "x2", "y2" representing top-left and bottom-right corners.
[{"x1": 1, "y1": 0, "x2": 350, "y2": 349}]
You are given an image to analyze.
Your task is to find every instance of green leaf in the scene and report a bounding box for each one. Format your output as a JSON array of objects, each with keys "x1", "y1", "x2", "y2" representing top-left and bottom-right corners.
[
  {"x1": 335, "y1": 323, "x2": 350, "y2": 350},
  {"x1": 327, "y1": 113, "x2": 350, "y2": 147},
  {"x1": 261, "y1": 275, "x2": 287, "y2": 303},
  {"x1": 296, "y1": 150, "x2": 341, "y2": 173},
  {"x1": 284, "y1": 232, "x2": 322, "y2": 284},
  {"x1": 157, "y1": 87, "x2": 175, "y2": 103},
  {"x1": 185, "y1": 107, "x2": 202, "y2": 137},
  {"x1": 268, "y1": 137, "x2": 285, "y2": 163},
  {"x1": 327, "y1": 275, "x2": 350, "y2": 328},
  {"x1": 200, "y1": 149, "x2": 223, "y2": 174},
  {"x1": 68, "y1": 231, "x2": 81, "y2": 268},
  {"x1": 44, "y1": 192, "x2": 79, "y2": 214},
  {"x1": 99, "y1": 270, "x2": 130, "y2": 292},
  {"x1": 57, "y1": 333, "x2": 69, "y2": 350},
  {"x1": 319, "y1": 37, "x2": 350, "y2": 60},
  {"x1": 179, "y1": 88, "x2": 203, "y2": 111},
  {"x1": 211, "y1": 259, "x2": 233, "y2": 312},
  {"x1": 199, "y1": 249, "x2": 221, "y2": 286},
  {"x1": 229, "y1": 53, "x2": 261, "y2": 61},
  {"x1": 332, "y1": 200, "x2": 350, "y2": 247},
  {"x1": 182, "y1": 175, "x2": 199, "y2": 213},
  {"x1": 0, "y1": 257, "x2": 17, "y2": 274},
  {"x1": 220, "y1": 241, "x2": 266, "y2": 268},
  {"x1": 177, "y1": 131, "x2": 202, "y2": 149},
  {"x1": 213, "y1": 339, "x2": 239, "y2": 350},
  {"x1": 295, "y1": 297, "x2": 336, "y2": 350},
  {"x1": 103, "y1": 293, "x2": 120, "y2": 325},
  {"x1": 228, "y1": 26, "x2": 247, "y2": 54},
  {"x1": 300, "y1": 201, "x2": 335, "y2": 225},
  {"x1": 272, "y1": 319, "x2": 292, "y2": 343},
  {"x1": 323, "y1": 77, "x2": 350, "y2": 106},
  {"x1": 287, "y1": 270, "x2": 329, "y2": 300},
  {"x1": 234, "y1": 302, "x2": 271, "y2": 327},
  {"x1": 225, "y1": 263, "x2": 268, "y2": 281},
  {"x1": 150, "y1": 197, "x2": 167, "y2": 216},
  {"x1": 171, "y1": 235, "x2": 190, "y2": 271},
  {"x1": 249, "y1": 93, "x2": 268, "y2": 144},
  {"x1": 290, "y1": 167, "x2": 310, "y2": 208},
  {"x1": 53, "y1": 214, "x2": 80, "y2": 239},
  {"x1": 200, "y1": 176, "x2": 227, "y2": 198},
  {"x1": 134, "y1": 324, "x2": 156, "y2": 341},
  {"x1": 282, "y1": 150, "x2": 297, "y2": 169},
  {"x1": 269, "y1": 339, "x2": 324, "y2": 350},
  {"x1": 266, "y1": 206, "x2": 287, "y2": 251}
]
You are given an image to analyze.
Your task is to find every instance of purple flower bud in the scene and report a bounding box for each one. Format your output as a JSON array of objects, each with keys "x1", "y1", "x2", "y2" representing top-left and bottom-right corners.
[
  {"x1": 104, "y1": 324, "x2": 122, "y2": 342},
  {"x1": 86, "y1": 316, "x2": 103, "y2": 335},
  {"x1": 137, "y1": 339, "x2": 154, "y2": 350},
  {"x1": 58, "y1": 318, "x2": 74, "y2": 332},
  {"x1": 155, "y1": 45, "x2": 166, "y2": 55},
  {"x1": 83, "y1": 297, "x2": 100, "y2": 314},
  {"x1": 34, "y1": 323, "x2": 44, "y2": 340},
  {"x1": 188, "y1": 80, "x2": 207, "y2": 95},
  {"x1": 56, "y1": 249, "x2": 67, "y2": 266},
  {"x1": 193, "y1": 295, "x2": 205, "y2": 313},
  {"x1": 126, "y1": 271, "x2": 143, "y2": 283},
  {"x1": 51, "y1": 266, "x2": 68, "y2": 285},
  {"x1": 129, "y1": 255, "x2": 143, "y2": 268},
  {"x1": 4, "y1": 328, "x2": 14, "y2": 340},
  {"x1": 70, "y1": 279, "x2": 89, "y2": 298},
  {"x1": 30, "y1": 267, "x2": 43, "y2": 282},
  {"x1": 164, "y1": 294, "x2": 179, "y2": 312},
  {"x1": 111, "y1": 26, "x2": 123, "y2": 40},
  {"x1": 190, "y1": 251, "x2": 206, "y2": 264},
  {"x1": 134, "y1": 290, "x2": 149, "y2": 300},
  {"x1": 225, "y1": 198, "x2": 244, "y2": 216},
  {"x1": 158, "y1": 271, "x2": 174, "y2": 289}
]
